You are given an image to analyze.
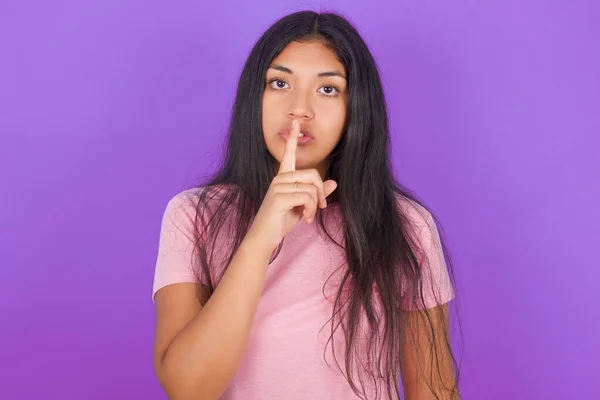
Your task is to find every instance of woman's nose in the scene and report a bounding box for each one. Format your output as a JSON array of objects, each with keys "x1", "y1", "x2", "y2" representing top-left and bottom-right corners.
[{"x1": 287, "y1": 92, "x2": 314, "y2": 119}]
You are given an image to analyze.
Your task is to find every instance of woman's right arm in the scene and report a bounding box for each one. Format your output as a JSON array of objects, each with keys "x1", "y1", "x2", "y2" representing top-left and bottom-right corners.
[
  {"x1": 153, "y1": 120, "x2": 336, "y2": 399},
  {"x1": 153, "y1": 235, "x2": 273, "y2": 400}
]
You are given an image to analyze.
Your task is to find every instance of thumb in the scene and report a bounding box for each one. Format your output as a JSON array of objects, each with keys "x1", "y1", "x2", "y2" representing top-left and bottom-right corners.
[{"x1": 323, "y1": 180, "x2": 338, "y2": 198}]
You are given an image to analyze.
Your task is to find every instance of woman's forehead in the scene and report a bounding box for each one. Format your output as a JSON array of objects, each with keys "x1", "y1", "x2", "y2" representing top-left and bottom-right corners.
[{"x1": 269, "y1": 41, "x2": 345, "y2": 76}]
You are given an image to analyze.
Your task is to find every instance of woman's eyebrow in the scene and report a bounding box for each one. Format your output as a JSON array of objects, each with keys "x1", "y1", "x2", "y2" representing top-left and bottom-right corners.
[{"x1": 269, "y1": 64, "x2": 346, "y2": 80}]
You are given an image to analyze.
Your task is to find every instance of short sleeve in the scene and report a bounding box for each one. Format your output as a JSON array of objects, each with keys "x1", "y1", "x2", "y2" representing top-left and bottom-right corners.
[
  {"x1": 151, "y1": 191, "x2": 206, "y2": 302},
  {"x1": 401, "y1": 201, "x2": 455, "y2": 311}
]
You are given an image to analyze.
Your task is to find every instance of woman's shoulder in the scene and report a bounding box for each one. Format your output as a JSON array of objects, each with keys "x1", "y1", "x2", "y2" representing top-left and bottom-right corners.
[
  {"x1": 393, "y1": 191, "x2": 437, "y2": 232},
  {"x1": 162, "y1": 184, "x2": 236, "y2": 224},
  {"x1": 167, "y1": 183, "x2": 235, "y2": 206}
]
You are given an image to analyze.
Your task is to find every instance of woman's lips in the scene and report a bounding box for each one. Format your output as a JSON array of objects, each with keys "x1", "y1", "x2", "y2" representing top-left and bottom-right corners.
[{"x1": 279, "y1": 132, "x2": 314, "y2": 145}]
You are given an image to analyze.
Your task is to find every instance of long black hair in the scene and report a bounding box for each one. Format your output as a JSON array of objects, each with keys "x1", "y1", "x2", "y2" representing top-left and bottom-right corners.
[{"x1": 187, "y1": 10, "x2": 462, "y2": 400}]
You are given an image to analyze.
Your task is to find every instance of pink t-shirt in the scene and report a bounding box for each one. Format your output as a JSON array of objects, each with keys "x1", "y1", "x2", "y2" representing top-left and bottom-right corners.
[{"x1": 152, "y1": 187, "x2": 454, "y2": 399}]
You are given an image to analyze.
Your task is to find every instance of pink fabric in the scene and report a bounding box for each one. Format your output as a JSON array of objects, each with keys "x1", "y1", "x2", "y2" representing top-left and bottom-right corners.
[{"x1": 152, "y1": 188, "x2": 454, "y2": 399}]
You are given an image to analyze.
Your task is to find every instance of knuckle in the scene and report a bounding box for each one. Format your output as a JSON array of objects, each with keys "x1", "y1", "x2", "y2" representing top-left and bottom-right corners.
[
  {"x1": 312, "y1": 173, "x2": 323, "y2": 186},
  {"x1": 305, "y1": 193, "x2": 315, "y2": 204}
]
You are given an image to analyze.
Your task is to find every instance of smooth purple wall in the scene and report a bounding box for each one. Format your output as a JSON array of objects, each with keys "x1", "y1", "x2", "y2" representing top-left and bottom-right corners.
[{"x1": 1, "y1": 1, "x2": 598, "y2": 399}]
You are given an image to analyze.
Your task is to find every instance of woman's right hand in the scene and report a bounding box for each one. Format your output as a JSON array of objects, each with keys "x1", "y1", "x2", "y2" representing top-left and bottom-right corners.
[{"x1": 246, "y1": 119, "x2": 338, "y2": 252}]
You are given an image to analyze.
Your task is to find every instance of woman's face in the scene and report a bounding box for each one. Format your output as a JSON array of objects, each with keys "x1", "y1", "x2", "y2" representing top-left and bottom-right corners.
[{"x1": 262, "y1": 41, "x2": 348, "y2": 178}]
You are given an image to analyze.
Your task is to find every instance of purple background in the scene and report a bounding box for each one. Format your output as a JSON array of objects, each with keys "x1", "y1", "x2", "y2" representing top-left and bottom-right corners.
[{"x1": 1, "y1": 1, "x2": 598, "y2": 399}]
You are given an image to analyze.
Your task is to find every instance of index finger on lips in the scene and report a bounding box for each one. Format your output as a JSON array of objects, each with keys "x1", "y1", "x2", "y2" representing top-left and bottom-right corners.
[{"x1": 277, "y1": 119, "x2": 299, "y2": 174}]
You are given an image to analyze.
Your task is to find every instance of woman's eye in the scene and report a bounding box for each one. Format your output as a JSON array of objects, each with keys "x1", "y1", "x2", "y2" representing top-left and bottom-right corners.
[
  {"x1": 318, "y1": 86, "x2": 339, "y2": 96},
  {"x1": 269, "y1": 79, "x2": 289, "y2": 89}
]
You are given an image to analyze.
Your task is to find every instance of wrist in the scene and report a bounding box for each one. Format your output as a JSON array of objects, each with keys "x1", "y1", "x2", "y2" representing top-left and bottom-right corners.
[{"x1": 240, "y1": 232, "x2": 277, "y2": 261}]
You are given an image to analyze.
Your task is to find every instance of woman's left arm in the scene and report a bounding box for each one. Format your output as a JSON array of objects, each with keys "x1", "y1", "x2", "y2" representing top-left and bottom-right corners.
[{"x1": 401, "y1": 303, "x2": 460, "y2": 400}]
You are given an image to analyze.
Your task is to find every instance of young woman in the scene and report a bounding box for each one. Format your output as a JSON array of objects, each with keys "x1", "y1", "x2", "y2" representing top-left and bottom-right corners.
[{"x1": 152, "y1": 10, "x2": 461, "y2": 400}]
